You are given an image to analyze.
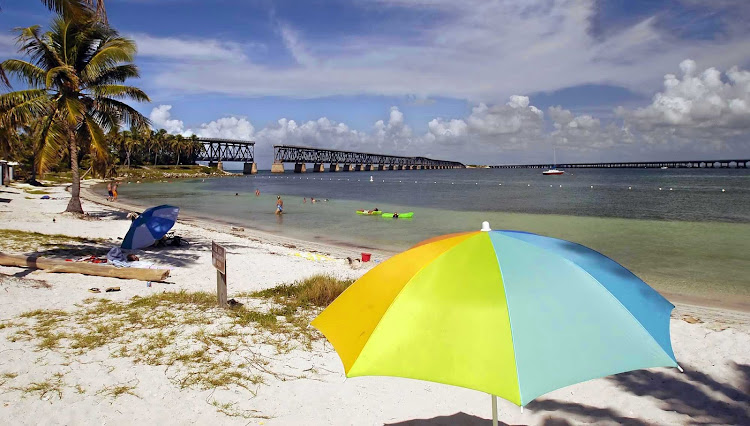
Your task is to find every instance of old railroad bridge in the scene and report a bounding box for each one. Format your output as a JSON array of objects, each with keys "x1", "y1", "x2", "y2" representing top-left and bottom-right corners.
[
  {"x1": 195, "y1": 140, "x2": 463, "y2": 174},
  {"x1": 492, "y1": 159, "x2": 750, "y2": 169},
  {"x1": 271, "y1": 145, "x2": 464, "y2": 173}
]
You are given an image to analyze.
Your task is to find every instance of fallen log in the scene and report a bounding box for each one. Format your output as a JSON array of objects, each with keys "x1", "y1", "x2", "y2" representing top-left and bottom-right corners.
[{"x1": 0, "y1": 252, "x2": 170, "y2": 282}]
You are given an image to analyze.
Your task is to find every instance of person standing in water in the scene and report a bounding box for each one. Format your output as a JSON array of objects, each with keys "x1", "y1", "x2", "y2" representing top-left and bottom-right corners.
[
  {"x1": 112, "y1": 182, "x2": 119, "y2": 201},
  {"x1": 106, "y1": 182, "x2": 113, "y2": 201},
  {"x1": 275, "y1": 195, "x2": 284, "y2": 215}
]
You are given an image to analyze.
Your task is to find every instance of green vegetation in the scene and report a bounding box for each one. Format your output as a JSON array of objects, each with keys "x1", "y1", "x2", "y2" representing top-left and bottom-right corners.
[
  {"x1": 0, "y1": 229, "x2": 105, "y2": 255},
  {"x1": 0, "y1": 276, "x2": 354, "y2": 418},
  {"x1": 1, "y1": 0, "x2": 148, "y2": 213},
  {"x1": 251, "y1": 274, "x2": 354, "y2": 309}
]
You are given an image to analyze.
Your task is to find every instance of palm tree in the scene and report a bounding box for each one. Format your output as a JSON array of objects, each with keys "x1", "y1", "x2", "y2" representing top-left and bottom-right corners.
[
  {"x1": 0, "y1": 17, "x2": 149, "y2": 213},
  {"x1": 41, "y1": 0, "x2": 107, "y2": 24}
]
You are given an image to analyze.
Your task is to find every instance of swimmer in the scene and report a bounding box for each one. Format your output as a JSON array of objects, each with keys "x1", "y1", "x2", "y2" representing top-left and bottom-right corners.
[{"x1": 275, "y1": 195, "x2": 284, "y2": 215}]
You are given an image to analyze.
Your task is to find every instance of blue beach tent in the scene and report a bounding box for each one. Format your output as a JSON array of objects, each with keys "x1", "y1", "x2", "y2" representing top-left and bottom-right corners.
[{"x1": 122, "y1": 205, "x2": 179, "y2": 249}]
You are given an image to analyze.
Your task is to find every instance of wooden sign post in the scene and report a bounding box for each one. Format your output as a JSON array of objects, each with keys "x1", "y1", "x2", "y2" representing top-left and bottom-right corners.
[{"x1": 212, "y1": 241, "x2": 227, "y2": 307}]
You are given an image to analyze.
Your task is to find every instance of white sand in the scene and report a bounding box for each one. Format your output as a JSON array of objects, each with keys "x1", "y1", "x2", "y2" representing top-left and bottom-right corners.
[{"x1": 1, "y1": 182, "x2": 748, "y2": 425}]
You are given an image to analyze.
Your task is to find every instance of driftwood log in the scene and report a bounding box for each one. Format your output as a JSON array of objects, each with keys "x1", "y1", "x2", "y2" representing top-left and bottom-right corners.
[{"x1": 0, "y1": 252, "x2": 170, "y2": 282}]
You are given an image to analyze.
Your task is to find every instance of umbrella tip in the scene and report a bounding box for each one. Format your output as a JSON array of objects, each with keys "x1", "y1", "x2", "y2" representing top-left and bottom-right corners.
[{"x1": 481, "y1": 221, "x2": 492, "y2": 232}]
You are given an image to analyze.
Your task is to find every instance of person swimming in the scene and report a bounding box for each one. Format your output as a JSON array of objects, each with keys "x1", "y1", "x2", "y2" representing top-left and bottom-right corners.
[{"x1": 276, "y1": 195, "x2": 284, "y2": 215}]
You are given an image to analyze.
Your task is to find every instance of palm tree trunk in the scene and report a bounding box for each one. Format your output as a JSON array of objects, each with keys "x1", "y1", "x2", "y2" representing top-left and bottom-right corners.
[{"x1": 65, "y1": 126, "x2": 84, "y2": 214}]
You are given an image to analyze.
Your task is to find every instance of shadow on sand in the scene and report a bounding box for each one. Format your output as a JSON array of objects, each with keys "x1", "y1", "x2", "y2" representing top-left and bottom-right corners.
[
  {"x1": 388, "y1": 363, "x2": 749, "y2": 425},
  {"x1": 528, "y1": 362, "x2": 749, "y2": 425}
]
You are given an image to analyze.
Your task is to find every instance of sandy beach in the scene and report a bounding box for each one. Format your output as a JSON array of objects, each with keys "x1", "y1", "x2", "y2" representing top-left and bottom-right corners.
[{"x1": 1, "y1": 182, "x2": 749, "y2": 425}]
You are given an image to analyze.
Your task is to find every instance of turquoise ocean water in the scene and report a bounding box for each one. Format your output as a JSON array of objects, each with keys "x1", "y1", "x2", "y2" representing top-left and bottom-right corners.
[{"x1": 113, "y1": 168, "x2": 750, "y2": 306}]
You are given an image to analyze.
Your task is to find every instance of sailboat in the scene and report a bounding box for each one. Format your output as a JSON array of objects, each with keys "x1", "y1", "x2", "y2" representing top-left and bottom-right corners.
[{"x1": 543, "y1": 148, "x2": 564, "y2": 175}]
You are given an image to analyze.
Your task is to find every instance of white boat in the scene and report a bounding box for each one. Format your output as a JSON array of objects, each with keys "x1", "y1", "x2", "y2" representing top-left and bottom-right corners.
[
  {"x1": 660, "y1": 166, "x2": 668, "y2": 169},
  {"x1": 543, "y1": 148, "x2": 564, "y2": 175}
]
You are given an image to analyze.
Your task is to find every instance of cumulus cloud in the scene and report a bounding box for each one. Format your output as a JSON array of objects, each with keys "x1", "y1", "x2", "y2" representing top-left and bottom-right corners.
[
  {"x1": 424, "y1": 96, "x2": 545, "y2": 152},
  {"x1": 137, "y1": 1, "x2": 750, "y2": 101},
  {"x1": 149, "y1": 106, "x2": 254, "y2": 140},
  {"x1": 149, "y1": 105, "x2": 185, "y2": 134},
  {"x1": 147, "y1": 59, "x2": 750, "y2": 166},
  {"x1": 197, "y1": 117, "x2": 255, "y2": 140},
  {"x1": 618, "y1": 59, "x2": 750, "y2": 130}
]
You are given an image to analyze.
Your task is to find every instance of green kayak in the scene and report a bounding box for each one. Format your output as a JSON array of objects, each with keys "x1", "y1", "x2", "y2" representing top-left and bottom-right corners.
[
  {"x1": 382, "y1": 212, "x2": 413, "y2": 218},
  {"x1": 356, "y1": 210, "x2": 383, "y2": 215}
]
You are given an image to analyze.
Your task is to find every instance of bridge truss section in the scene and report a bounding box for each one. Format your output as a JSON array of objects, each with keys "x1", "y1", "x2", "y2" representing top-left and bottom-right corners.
[{"x1": 196, "y1": 138, "x2": 255, "y2": 162}]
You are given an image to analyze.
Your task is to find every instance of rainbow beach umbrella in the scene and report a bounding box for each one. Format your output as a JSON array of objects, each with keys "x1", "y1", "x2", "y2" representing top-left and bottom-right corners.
[{"x1": 311, "y1": 222, "x2": 680, "y2": 424}]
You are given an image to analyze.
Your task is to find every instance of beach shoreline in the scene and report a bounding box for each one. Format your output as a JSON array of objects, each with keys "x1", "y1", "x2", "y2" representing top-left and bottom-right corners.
[
  {"x1": 84, "y1": 179, "x2": 750, "y2": 313},
  {"x1": 1, "y1": 181, "x2": 749, "y2": 425}
]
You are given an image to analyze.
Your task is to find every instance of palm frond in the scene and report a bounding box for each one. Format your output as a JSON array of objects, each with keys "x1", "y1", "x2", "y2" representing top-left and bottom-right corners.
[
  {"x1": 0, "y1": 67, "x2": 10, "y2": 89},
  {"x1": 83, "y1": 111, "x2": 108, "y2": 165},
  {"x1": 40, "y1": 0, "x2": 93, "y2": 21},
  {"x1": 37, "y1": 115, "x2": 67, "y2": 175},
  {"x1": 0, "y1": 89, "x2": 51, "y2": 125},
  {"x1": 94, "y1": 97, "x2": 150, "y2": 130},
  {"x1": 0, "y1": 59, "x2": 47, "y2": 88},
  {"x1": 45, "y1": 65, "x2": 78, "y2": 89},
  {"x1": 14, "y1": 25, "x2": 64, "y2": 71},
  {"x1": 91, "y1": 85, "x2": 150, "y2": 102},
  {"x1": 62, "y1": 96, "x2": 85, "y2": 126},
  {"x1": 89, "y1": 64, "x2": 139, "y2": 86},
  {"x1": 81, "y1": 37, "x2": 137, "y2": 82}
]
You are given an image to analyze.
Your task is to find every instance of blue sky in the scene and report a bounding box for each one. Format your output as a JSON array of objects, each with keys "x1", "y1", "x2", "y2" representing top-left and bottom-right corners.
[{"x1": 2, "y1": 0, "x2": 750, "y2": 165}]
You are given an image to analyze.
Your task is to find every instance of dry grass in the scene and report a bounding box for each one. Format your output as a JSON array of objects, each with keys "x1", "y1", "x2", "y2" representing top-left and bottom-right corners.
[
  {"x1": 250, "y1": 274, "x2": 353, "y2": 308},
  {"x1": 96, "y1": 381, "x2": 140, "y2": 399},
  {"x1": 0, "y1": 277, "x2": 350, "y2": 419},
  {"x1": 0, "y1": 229, "x2": 105, "y2": 255},
  {"x1": 16, "y1": 373, "x2": 65, "y2": 400}
]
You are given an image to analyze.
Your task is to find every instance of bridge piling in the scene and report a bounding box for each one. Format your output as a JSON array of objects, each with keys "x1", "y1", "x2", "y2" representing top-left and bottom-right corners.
[
  {"x1": 294, "y1": 163, "x2": 306, "y2": 173},
  {"x1": 313, "y1": 163, "x2": 325, "y2": 173},
  {"x1": 271, "y1": 162, "x2": 285, "y2": 173},
  {"x1": 242, "y1": 162, "x2": 257, "y2": 174}
]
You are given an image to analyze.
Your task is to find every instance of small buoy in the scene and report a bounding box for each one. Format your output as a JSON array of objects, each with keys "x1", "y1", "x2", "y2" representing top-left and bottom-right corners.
[
  {"x1": 550, "y1": 184, "x2": 553, "y2": 187},
  {"x1": 528, "y1": 184, "x2": 531, "y2": 187},
  {"x1": 451, "y1": 182, "x2": 454, "y2": 184},
  {"x1": 498, "y1": 183, "x2": 502, "y2": 186},
  {"x1": 559, "y1": 185, "x2": 562, "y2": 188},
  {"x1": 590, "y1": 185, "x2": 593, "y2": 189},
  {"x1": 669, "y1": 188, "x2": 673, "y2": 191},
  {"x1": 628, "y1": 186, "x2": 632, "y2": 190},
  {"x1": 722, "y1": 188, "x2": 726, "y2": 192},
  {"x1": 659, "y1": 187, "x2": 662, "y2": 190},
  {"x1": 475, "y1": 182, "x2": 478, "y2": 185}
]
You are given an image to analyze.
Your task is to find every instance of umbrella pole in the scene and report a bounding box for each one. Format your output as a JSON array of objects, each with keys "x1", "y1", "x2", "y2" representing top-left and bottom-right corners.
[{"x1": 491, "y1": 394, "x2": 498, "y2": 426}]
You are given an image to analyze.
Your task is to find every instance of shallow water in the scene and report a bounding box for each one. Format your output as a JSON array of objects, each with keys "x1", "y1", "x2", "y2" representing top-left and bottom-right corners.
[{"x1": 113, "y1": 168, "x2": 750, "y2": 303}]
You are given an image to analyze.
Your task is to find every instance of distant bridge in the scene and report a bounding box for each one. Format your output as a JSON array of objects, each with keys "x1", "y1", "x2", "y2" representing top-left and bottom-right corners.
[
  {"x1": 492, "y1": 159, "x2": 750, "y2": 169},
  {"x1": 272, "y1": 145, "x2": 465, "y2": 173},
  {"x1": 195, "y1": 138, "x2": 256, "y2": 174}
]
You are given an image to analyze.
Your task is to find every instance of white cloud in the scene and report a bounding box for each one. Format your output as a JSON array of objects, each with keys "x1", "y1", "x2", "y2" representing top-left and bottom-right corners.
[
  {"x1": 132, "y1": 33, "x2": 249, "y2": 62},
  {"x1": 617, "y1": 59, "x2": 750, "y2": 130},
  {"x1": 137, "y1": 0, "x2": 750, "y2": 101},
  {"x1": 149, "y1": 105, "x2": 184, "y2": 134},
  {"x1": 148, "y1": 58, "x2": 750, "y2": 165}
]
